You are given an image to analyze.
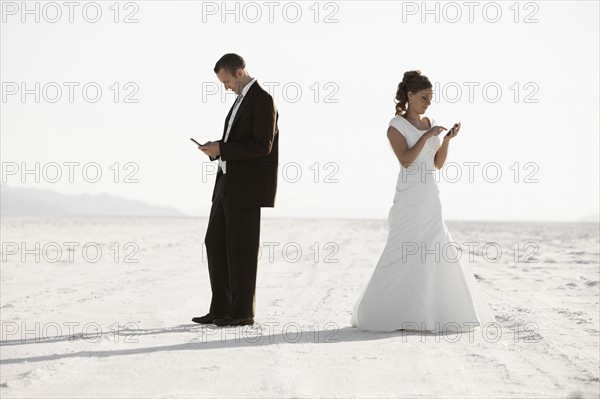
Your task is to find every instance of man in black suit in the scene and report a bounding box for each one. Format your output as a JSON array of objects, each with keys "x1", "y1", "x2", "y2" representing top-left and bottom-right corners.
[{"x1": 192, "y1": 53, "x2": 279, "y2": 327}]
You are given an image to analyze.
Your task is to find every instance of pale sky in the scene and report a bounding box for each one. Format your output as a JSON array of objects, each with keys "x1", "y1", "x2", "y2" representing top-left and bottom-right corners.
[{"x1": 1, "y1": 0, "x2": 599, "y2": 221}]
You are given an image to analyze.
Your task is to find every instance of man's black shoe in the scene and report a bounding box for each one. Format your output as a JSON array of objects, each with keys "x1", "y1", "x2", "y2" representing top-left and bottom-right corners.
[{"x1": 191, "y1": 313, "x2": 224, "y2": 325}]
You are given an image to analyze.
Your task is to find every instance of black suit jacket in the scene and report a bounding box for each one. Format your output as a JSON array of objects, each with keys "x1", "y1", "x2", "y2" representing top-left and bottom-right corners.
[{"x1": 210, "y1": 81, "x2": 279, "y2": 208}]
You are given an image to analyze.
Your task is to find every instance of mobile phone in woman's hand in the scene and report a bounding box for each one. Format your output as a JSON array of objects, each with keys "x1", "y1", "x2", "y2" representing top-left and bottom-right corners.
[{"x1": 445, "y1": 123, "x2": 459, "y2": 137}]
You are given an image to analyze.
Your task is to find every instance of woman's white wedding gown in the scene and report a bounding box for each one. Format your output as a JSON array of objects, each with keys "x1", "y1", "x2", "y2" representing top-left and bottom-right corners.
[{"x1": 351, "y1": 116, "x2": 495, "y2": 333}]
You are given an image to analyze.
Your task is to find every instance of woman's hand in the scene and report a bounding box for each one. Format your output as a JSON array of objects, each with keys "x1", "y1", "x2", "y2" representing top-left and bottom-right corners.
[
  {"x1": 443, "y1": 122, "x2": 461, "y2": 141},
  {"x1": 425, "y1": 125, "x2": 447, "y2": 139}
]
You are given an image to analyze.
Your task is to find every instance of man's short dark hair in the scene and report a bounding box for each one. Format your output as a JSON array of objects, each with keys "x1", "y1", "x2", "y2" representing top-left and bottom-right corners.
[{"x1": 214, "y1": 53, "x2": 245, "y2": 76}]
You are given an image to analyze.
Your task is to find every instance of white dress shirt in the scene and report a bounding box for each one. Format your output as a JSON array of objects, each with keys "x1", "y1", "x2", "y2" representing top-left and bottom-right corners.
[{"x1": 219, "y1": 78, "x2": 257, "y2": 174}]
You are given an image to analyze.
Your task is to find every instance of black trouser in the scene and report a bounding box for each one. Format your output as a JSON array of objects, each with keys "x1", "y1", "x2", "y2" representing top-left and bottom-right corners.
[{"x1": 204, "y1": 172, "x2": 261, "y2": 319}]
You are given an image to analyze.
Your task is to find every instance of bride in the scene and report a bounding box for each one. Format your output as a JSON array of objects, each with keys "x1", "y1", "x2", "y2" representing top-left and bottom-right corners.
[{"x1": 351, "y1": 70, "x2": 495, "y2": 333}]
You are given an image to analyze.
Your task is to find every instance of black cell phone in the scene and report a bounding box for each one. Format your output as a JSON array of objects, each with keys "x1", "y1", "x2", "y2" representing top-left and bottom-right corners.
[
  {"x1": 190, "y1": 137, "x2": 203, "y2": 146},
  {"x1": 445, "y1": 123, "x2": 459, "y2": 136}
]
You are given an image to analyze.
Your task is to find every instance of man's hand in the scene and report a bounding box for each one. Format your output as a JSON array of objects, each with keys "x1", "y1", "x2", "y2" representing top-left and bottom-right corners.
[{"x1": 199, "y1": 141, "x2": 221, "y2": 157}]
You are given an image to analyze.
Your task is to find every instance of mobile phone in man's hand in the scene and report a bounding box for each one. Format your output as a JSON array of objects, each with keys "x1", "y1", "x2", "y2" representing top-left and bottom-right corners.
[{"x1": 190, "y1": 138, "x2": 203, "y2": 146}]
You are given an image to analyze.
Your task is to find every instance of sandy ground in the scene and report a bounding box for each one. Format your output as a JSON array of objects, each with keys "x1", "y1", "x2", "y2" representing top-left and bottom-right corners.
[{"x1": 1, "y1": 216, "x2": 598, "y2": 398}]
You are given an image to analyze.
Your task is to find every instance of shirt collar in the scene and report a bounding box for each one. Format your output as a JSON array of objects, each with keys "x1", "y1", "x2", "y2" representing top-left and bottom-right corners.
[{"x1": 240, "y1": 78, "x2": 256, "y2": 97}]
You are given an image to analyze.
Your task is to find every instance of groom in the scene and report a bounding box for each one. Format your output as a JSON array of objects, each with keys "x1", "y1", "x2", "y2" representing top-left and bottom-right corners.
[{"x1": 192, "y1": 53, "x2": 279, "y2": 327}]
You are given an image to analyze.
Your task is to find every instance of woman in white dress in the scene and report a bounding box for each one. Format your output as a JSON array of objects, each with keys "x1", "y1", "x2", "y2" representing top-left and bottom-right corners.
[{"x1": 351, "y1": 70, "x2": 495, "y2": 333}]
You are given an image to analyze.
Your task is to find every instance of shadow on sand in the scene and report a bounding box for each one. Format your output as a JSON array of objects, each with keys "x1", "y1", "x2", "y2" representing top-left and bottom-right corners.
[{"x1": 1, "y1": 323, "x2": 468, "y2": 365}]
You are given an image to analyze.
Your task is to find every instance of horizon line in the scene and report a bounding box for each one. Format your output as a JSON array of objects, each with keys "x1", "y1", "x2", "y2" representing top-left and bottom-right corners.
[{"x1": 1, "y1": 213, "x2": 598, "y2": 224}]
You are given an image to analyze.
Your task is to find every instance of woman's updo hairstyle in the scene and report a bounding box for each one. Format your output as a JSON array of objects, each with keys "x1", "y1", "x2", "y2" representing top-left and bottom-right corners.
[{"x1": 395, "y1": 70, "x2": 432, "y2": 116}]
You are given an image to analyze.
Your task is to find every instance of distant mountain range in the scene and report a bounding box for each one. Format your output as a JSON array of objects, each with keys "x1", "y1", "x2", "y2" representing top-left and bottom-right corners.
[
  {"x1": 1, "y1": 184, "x2": 598, "y2": 222},
  {"x1": 0, "y1": 184, "x2": 185, "y2": 217}
]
